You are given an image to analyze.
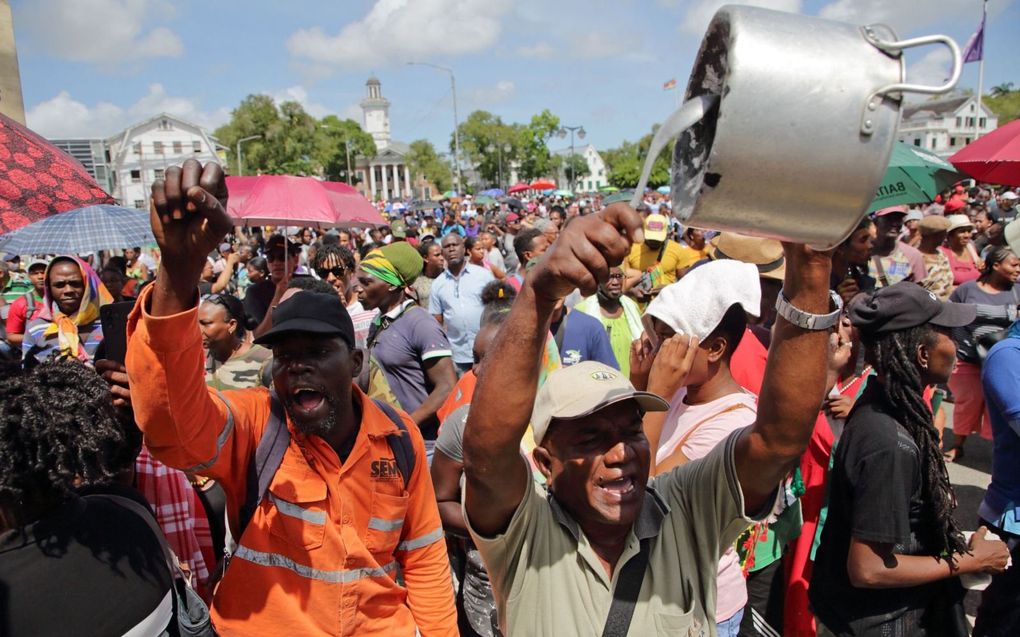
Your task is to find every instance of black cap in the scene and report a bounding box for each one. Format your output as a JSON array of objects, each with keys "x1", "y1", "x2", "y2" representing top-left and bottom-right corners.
[
  {"x1": 253, "y1": 291, "x2": 355, "y2": 349},
  {"x1": 849, "y1": 282, "x2": 976, "y2": 335},
  {"x1": 266, "y1": 234, "x2": 302, "y2": 252}
]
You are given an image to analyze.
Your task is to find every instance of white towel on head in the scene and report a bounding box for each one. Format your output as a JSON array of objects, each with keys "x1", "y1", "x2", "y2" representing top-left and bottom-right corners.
[{"x1": 645, "y1": 259, "x2": 761, "y2": 340}]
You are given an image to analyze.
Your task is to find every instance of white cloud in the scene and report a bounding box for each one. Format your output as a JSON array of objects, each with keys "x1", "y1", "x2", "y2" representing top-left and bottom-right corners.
[
  {"x1": 903, "y1": 48, "x2": 956, "y2": 102},
  {"x1": 679, "y1": 0, "x2": 802, "y2": 35},
  {"x1": 287, "y1": 0, "x2": 513, "y2": 70},
  {"x1": 269, "y1": 86, "x2": 331, "y2": 119},
  {"x1": 515, "y1": 42, "x2": 556, "y2": 59},
  {"x1": 818, "y1": 0, "x2": 976, "y2": 32},
  {"x1": 467, "y1": 80, "x2": 517, "y2": 105},
  {"x1": 17, "y1": 0, "x2": 183, "y2": 66},
  {"x1": 26, "y1": 84, "x2": 230, "y2": 138}
]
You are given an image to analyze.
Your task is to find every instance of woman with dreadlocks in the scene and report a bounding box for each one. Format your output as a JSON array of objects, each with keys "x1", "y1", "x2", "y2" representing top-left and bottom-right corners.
[
  {"x1": 811, "y1": 282, "x2": 1009, "y2": 637},
  {"x1": 0, "y1": 360, "x2": 175, "y2": 636}
]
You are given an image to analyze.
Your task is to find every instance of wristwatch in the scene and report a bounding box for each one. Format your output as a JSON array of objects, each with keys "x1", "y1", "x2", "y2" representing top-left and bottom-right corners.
[{"x1": 775, "y1": 289, "x2": 843, "y2": 330}]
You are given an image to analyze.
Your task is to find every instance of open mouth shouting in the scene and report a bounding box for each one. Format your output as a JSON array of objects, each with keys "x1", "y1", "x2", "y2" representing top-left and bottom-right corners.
[
  {"x1": 595, "y1": 474, "x2": 637, "y2": 503},
  {"x1": 288, "y1": 385, "x2": 329, "y2": 420}
]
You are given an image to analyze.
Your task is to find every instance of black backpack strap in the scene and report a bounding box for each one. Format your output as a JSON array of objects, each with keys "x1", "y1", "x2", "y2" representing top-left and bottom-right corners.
[
  {"x1": 236, "y1": 391, "x2": 290, "y2": 539},
  {"x1": 373, "y1": 399, "x2": 417, "y2": 491},
  {"x1": 600, "y1": 538, "x2": 652, "y2": 637}
]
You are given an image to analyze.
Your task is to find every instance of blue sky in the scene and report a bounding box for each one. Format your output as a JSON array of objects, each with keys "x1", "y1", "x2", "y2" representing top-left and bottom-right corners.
[{"x1": 12, "y1": 0, "x2": 1019, "y2": 154}]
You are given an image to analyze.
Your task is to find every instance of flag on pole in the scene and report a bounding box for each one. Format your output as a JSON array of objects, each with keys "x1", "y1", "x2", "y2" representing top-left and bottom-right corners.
[
  {"x1": 961, "y1": 6, "x2": 985, "y2": 63},
  {"x1": 662, "y1": 78, "x2": 677, "y2": 90}
]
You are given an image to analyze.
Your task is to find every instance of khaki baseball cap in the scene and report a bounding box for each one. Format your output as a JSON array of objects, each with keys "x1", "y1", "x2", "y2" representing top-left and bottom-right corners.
[{"x1": 531, "y1": 361, "x2": 669, "y2": 445}]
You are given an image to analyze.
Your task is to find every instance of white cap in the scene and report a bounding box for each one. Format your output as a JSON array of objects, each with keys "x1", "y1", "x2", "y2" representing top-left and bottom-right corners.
[
  {"x1": 1001, "y1": 191, "x2": 1018, "y2": 201},
  {"x1": 531, "y1": 362, "x2": 668, "y2": 445}
]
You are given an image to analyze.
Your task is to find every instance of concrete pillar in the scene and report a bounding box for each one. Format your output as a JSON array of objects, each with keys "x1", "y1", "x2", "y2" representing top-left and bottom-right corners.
[
  {"x1": 404, "y1": 165, "x2": 412, "y2": 199},
  {"x1": 369, "y1": 163, "x2": 377, "y2": 201},
  {"x1": 381, "y1": 162, "x2": 389, "y2": 200}
]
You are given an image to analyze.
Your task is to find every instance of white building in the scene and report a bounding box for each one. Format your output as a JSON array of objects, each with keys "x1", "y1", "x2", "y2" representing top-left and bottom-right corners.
[
  {"x1": 898, "y1": 95, "x2": 998, "y2": 159},
  {"x1": 107, "y1": 113, "x2": 224, "y2": 209},
  {"x1": 552, "y1": 144, "x2": 609, "y2": 193},
  {"x1": 354, "y1": 77, "x2": 428, "y2": 201}
]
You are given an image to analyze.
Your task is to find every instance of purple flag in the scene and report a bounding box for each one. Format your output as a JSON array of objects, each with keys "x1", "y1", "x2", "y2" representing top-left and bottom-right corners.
[{"x1": 962, "y1": 11, "x2": 985, "y2": 63}]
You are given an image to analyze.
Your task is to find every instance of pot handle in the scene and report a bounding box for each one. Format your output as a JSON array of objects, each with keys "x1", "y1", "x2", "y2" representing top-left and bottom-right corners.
[{"x1": 859, "y1": 28, "x2": 962, "y2": 135}]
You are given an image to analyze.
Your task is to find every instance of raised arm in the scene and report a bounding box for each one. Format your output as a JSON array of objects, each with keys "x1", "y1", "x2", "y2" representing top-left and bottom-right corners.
[
  {"x1": 734, "y1": 244, "x2": 833, "y2": 514},
  {"x1": 463, "y1": 204, "x2": 643, "y2": 536}
]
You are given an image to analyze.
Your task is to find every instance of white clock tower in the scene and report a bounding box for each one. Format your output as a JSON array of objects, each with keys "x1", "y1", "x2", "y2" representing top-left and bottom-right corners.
[{"x1": 361, "y1": 76, "x2": 391, "y2": 151}]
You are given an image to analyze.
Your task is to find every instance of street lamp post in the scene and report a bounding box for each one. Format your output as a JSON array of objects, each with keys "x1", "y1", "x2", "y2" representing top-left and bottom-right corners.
[
  {"x1": 407, "y1": 62, "x2": 462, "y2": 193},
  {"x1": 236, "y1": 135, "x2": 261, "y2": 176},
  {"x1": 557, "y1": 125, "x2": 586, "y2": 192},
  {"x1": 486, "y1": 142, "x2": 512, "y2": 191}
]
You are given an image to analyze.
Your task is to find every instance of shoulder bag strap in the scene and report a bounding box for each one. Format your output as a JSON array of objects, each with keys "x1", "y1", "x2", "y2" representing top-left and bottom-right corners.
[
  {"x1": 237, "y1": 391, "x2": 290, "y2": 539},
  {"x1": 373, "y1": 398, "x2": 417, "y2": 491},
  {"x1": 600, "y1": 537, "x2": 652, "y2": 637}
]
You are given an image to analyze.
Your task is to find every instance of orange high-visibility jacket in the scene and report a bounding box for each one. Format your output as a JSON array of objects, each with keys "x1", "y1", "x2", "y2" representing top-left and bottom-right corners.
[{"x1": 126, "y1": 287, "x2": 457, "y2": 636}]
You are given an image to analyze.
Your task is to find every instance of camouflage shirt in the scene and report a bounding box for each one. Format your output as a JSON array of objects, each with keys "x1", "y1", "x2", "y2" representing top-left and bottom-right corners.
[{"x1": 205, "y1": 344, "x2": 273, "y2": 391}]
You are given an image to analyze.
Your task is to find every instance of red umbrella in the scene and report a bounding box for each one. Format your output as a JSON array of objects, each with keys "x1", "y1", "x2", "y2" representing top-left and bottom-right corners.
[
  {"x1": 507, "y1": 182, "x2": 530, "y2": 194},
  {"x1": 0, "y1": 113, "x2": 114, "y2": 234},
  {"x1": 225, "y1": 175, "x2": 385, "y2": 228},
  {"x1": 529, "y1": 179, "x2": 556, "y2": 191},
  {"x1": 949, "y1": 119, "x2": 1020, "y2": 187}
]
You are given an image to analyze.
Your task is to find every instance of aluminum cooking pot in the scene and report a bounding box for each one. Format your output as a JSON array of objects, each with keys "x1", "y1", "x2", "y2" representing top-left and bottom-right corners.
[{"x1": 672, "y1": 4, "x2": 962, "y2": 247}]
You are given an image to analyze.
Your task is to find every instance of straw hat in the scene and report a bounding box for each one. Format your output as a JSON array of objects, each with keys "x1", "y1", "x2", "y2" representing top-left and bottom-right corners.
[{"x1": 710, "y1": 232, "x2": 786, "y2": 281}]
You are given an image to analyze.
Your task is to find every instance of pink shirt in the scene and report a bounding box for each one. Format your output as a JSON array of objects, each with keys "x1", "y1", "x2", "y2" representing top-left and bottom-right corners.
[{"x1": 657, "y1": 388, "x2": 758, "y2": 622}]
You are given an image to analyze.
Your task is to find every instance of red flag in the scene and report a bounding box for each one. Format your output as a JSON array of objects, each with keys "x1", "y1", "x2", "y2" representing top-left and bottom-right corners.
[{"x1": 662, "y1": 78, "x2": 677, "y2": 90}]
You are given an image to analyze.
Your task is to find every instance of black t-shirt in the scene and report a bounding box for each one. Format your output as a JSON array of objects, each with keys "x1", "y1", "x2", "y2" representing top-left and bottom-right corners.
[
  {"x1": 810, "y1": 383, "x2": 940, "y2": 636},
  {"x1": 0, "y1": 487, "x2": 173, "y2": 636},
  {"x1": 243, "y1": 279, "x2": 275, "y2": 325}
]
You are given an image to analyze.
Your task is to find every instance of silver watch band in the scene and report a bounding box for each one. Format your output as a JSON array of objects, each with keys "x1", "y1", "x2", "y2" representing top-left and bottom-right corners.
[{"x1": 775, "y1": 289, "x2": 843, "y2": 330}]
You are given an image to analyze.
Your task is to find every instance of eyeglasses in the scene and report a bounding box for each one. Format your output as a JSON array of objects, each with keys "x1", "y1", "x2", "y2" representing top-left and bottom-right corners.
[{"x1": 315, "y1": 265, "x2": 347, "y2": 280}]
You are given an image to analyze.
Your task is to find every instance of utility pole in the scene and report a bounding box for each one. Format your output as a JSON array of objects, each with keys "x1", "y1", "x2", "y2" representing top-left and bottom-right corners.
[
  {"x1": 408, "y1": 62, "x2": 462, "y2": 192},
  {"x1": 236, "y1": 135, "x2": 261, "y2": 176},
  {"x1": 558, "y1": 125, "x2": 586, "y2": 192}
]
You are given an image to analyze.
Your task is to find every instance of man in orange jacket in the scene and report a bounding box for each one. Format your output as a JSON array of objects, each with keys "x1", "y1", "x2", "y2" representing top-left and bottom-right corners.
[{"x1": 125, "y1": 159, "x2": 457, "y2": 636}]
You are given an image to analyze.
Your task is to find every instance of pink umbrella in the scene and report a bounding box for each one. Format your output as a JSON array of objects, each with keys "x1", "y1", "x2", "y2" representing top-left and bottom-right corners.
[
  {"x1": 225, "y1": 175, "x2": 385, "y2": 228},
  {"x1": 949, "y1": 119, "x2": 1020, "y2": 187}
]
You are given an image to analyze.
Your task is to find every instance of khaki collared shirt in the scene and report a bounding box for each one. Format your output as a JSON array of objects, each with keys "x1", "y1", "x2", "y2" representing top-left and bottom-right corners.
[{"x1": 467, "y1": 431, "x2": 766, "y2": 637}]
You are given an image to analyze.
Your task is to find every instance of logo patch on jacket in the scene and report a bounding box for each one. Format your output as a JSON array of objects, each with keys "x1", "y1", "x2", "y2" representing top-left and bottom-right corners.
[{"x1": 370, "y1": 458, "x2": 401, "y2": 480}]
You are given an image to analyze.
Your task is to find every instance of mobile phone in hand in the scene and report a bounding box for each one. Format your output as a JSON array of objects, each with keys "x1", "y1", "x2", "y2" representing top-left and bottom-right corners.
[{"x1": 100, "y1": 302, "x2": 135, "y2": 365}]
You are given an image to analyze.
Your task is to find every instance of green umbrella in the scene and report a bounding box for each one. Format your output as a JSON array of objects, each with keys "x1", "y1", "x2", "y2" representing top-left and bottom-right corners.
[
  {"x1": 603, "y1": 189, "x2": 634, "y2": 204},
  {"x1": 441, "y1": 190, "x2": 459, "y2": 199},
  {"x1": 553, "y1": 189, "x2": 574, "y2": 197},
  {"x1": 474, "y1": 195, "x2": 496, "y2": 205},
  {"x1": 600, "y1": 185, "x2": 620, "y2": 193},
  {"x1": 868, "y1": 142, "x2": 964, "y2": 212}
]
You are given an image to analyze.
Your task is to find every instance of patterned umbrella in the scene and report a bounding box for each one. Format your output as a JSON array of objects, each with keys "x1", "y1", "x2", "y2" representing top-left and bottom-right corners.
[
  {"x1": 0, "y1": 204, "x2": 153, "y2": 255},
  {"x1": 0, "y1": 113, "x2": 114, "y2": 234}
]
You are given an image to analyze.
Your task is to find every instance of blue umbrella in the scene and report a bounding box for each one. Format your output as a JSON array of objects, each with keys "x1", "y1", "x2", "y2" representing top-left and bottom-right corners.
[
  {"x1": 657, "y1": 186, "x2": 671, "y2": 194},
  {"x1": 0, "y1": 204, "x2": 155, "y2": 255},
  {"x1": 479, "y1": 188, "x2": 504, "y2": 197}
]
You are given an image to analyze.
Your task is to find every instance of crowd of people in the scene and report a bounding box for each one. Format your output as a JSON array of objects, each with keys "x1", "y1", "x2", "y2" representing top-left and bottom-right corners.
[{"x1": 1, "y1": 157, "x2": 1018, "y2": 637}]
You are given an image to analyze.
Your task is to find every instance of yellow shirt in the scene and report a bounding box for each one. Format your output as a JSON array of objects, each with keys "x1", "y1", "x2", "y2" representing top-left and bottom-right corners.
[
  {"x1": 676, "y1": 245, "x2": 712, "y2": 272},
  {"x1": 624, "y1": 240, "x2": 685, "y2": 287}
]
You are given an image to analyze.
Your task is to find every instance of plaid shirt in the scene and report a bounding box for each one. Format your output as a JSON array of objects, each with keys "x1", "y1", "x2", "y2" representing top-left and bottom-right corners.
[{"x1": 134, "y1": 447, "x2": 215, "y2": 600}]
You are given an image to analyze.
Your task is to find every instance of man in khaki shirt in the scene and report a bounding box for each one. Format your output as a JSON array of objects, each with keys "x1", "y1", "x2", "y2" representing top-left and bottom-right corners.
[{"x1": 462, "y1": 205, "x2": 835, "y2": 636}]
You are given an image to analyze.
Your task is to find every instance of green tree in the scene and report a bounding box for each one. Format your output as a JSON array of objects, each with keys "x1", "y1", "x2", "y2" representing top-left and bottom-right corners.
[
  {"x1": 560, "y1": 153, "x2": 589, "y2": 188},
  {"x1": 407, "y1": 139, "x2": 453, "y2": 195},
  {"x1": 990, "y1": 82, "x2": 1015, "y2": 98},
  {"x1": 515, "y1": 109, "x2": 561, "y2": 181},
  {"x1": 214, "y1": 94, "x2": 280, "y2": 175},
  {"x1": 316, "y1": 115, "x2": 376, "y2": 184},
  {"x1": 452, "y1": 110, "x2": 519, "y2": 186},
  {"x1": 602, "y1": 127, "x2": 672, "y2": 189}
]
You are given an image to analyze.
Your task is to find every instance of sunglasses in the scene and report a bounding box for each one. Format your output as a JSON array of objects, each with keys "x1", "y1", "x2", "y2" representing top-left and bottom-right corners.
[{"x1": 315, "y1": 265, "x2": 347, "y2": 279}]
